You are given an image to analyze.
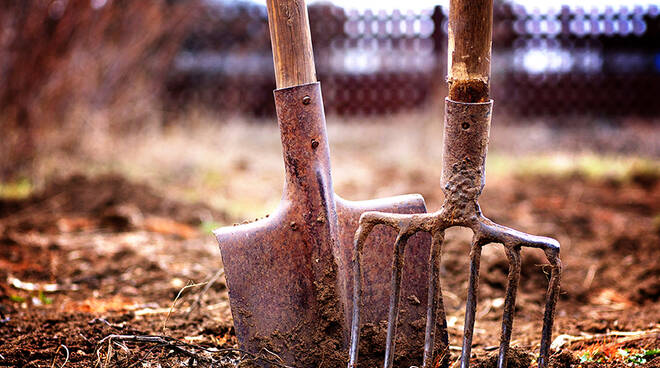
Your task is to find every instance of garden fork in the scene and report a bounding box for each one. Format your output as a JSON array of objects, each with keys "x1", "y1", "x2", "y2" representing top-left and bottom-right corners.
[{"x1": 347, "y1": 1, "x2": 562, "y2": 367}]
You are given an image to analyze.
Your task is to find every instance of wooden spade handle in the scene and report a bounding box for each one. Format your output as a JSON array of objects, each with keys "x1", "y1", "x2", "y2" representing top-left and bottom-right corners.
[
  {"x1": 266, "y1": 0, "x2": 317, "y2": 89},
  {"x1": 447, "y1": 0, "x2": 493, "y2": 102}
]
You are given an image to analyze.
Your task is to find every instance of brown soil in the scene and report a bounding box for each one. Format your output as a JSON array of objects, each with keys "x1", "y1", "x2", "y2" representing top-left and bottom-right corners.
[
  {"x1": 0, "y1": 174, "x2": 229, "y2": 233},
  {"x1": 473, "y1": 347, "x2": 532, "y2": 368},
  {"x1": 1, "y1": 173, "x2": 659, "y2": 367}
]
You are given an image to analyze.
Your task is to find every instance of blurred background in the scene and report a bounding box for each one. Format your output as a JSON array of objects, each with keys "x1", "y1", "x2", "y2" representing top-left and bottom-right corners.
[
  {"x1": 1, "y1": 1, "x2": 659, "y2": 366},
  {"x1": 1, "y1": 0, "x2": 659, "y2": 185}
]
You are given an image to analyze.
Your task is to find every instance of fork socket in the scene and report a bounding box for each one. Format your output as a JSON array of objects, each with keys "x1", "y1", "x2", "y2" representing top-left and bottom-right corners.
[{"x1": 441, "y1": 98, "x2": 493, "y2": 196}]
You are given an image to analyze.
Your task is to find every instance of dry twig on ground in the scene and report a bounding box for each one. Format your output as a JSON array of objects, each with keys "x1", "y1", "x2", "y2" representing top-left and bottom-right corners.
[
  {"x1": 94, "y1": 334, "x2": 292, "y2": 368},
  {"x1": 187, "y1": 269, "x2": 225, "y2": 317}
]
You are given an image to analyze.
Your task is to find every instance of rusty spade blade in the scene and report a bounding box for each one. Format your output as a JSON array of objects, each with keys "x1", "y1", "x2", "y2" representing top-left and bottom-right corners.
[{"x1": 213, "y1": 1, "x2": 432, "y2": 366}]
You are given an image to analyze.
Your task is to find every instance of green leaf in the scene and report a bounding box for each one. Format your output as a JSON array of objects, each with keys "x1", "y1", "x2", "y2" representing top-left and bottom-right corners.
[
  {"x1": 199, "y1": 220, "x2": 222, "y2": 234},
  {"x1": 580, "y1": 352, "x2": 593, "y2": 363},
  {"x1": 9, "y1": 295, "x2": 25, "y2": 303},
  {"x1": 625, "y1": 349, "x2": 660, "y2": 366},
  {"x1": 38, "y1": 290, "x2": 53, "y2": 305},
  {"x1": 627, "y1": 349, "x2": 660, "y2": 365},
  {"x1": 643, "y1": 349, "x2": 660, "y2": 357}
]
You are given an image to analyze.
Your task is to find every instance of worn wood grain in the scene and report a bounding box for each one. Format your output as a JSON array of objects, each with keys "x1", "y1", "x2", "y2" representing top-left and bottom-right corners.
[
  {"x1": 266, "y1": 0, "x2": 317, "y2": 89},
  {"x1": 447, "y1": 0, "x2": 493, "y2": 102}
]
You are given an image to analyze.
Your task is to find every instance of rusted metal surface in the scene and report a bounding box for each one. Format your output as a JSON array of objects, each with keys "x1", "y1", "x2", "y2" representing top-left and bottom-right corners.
[
  {"x1": 348, "y1": 98, "x2": 562, "y2": 368},
  {"x1": 336, "y1": 196, "x2": 433, "y2": 367},
  {"x1": 214, "y1": 82, "x2": 433, "y2": 367}
]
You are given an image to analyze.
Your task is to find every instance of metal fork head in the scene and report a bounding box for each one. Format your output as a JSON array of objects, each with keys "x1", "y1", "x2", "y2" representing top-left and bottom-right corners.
[{"x1": 348, "y1": 99, "x2": 562, "y2": 368}]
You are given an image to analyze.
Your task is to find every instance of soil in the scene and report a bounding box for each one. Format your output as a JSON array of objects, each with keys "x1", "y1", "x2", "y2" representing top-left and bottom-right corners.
[
  {"x1": 1, "y1": 173, "x2": 658, "y2": 367},
  {"x1": 472, "y1": 347, "x2": 532, "y2": 368}
]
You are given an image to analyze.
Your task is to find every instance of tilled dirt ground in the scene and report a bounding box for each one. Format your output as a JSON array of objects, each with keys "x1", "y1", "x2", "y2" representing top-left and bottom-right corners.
[{"x1": 0, "y1": 172, "x2": 658, "y2": 367}]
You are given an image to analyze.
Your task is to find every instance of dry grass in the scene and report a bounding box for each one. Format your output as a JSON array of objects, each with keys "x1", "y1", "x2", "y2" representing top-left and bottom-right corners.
[
  {"x1": 19, "y1": 110, "x2": 659, "y2": 222},
  {"x1": 0, "y1": 0, "x2": 200, "y2": 178}
]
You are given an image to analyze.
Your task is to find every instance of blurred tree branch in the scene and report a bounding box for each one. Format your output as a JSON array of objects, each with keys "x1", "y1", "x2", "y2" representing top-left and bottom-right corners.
[{"x1": 0, "y1": 0, "x2": 200, "y2": 179}]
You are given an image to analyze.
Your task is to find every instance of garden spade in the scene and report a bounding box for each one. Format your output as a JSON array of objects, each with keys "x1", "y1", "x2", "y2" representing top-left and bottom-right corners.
[{"x1": 214, "y1": 0, "x2": 432, "y2": 366}]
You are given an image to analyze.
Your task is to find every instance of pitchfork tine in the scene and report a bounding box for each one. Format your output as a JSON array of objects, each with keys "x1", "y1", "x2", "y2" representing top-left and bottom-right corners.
[
  {"x1": 498, "y1": 246, "x2": 521, "y2": 368},
  {"x1": 479, "y1": 221, "x2": 562, "y2": 368},
  {"x1": 349, "y1": 216, "x2": 561, "y2": 368},
  {"x1": 539, "y1": 248, "x2": 562, "y2": 368},
  {"x1": 423, "y1": 230, "x2": 449, "y2": 368},
  {"x1": 460, "y1": 240, "x2": 483, "y2": 368},
  {"x1": 348, "y1": 220, "x2": 376, "y2": 368},
  {"x1": 384, "y1": 232, "x2": 410, "y2": 368}
]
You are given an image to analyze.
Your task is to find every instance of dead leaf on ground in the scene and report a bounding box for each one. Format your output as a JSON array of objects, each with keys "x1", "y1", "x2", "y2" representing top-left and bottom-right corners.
[{"x1": 143, "y1": 217, "x2": 198, "y2": 239}]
